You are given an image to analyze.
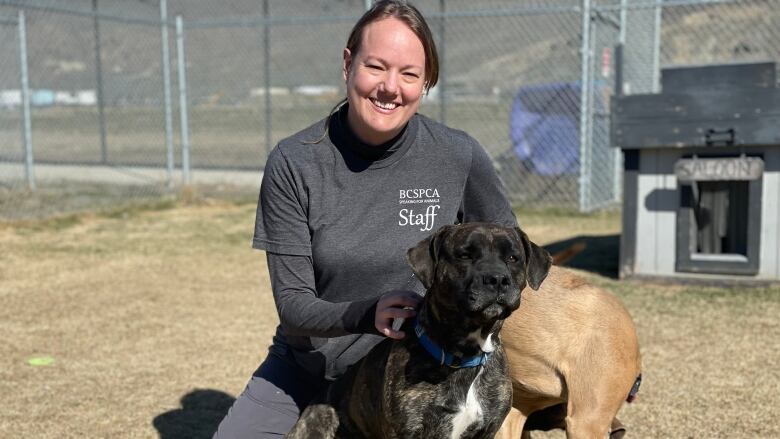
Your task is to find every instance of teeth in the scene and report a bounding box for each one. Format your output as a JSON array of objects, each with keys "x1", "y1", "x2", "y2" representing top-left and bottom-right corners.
[{"x1": 371, "y1": 98, "x2": 398, "y2": 110}]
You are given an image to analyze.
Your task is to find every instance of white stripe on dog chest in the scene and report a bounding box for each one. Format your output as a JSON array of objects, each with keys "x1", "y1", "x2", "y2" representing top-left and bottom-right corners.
[
  {"x1": 450, "y1": 368, "x2": 484, "y2": 439},
  {"x1": 466, "y1": 329, "x2": 496, "y2": 353}
]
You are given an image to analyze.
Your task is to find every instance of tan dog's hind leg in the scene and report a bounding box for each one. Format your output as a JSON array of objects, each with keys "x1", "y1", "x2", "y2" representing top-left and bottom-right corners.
[
  {"x1": 563, "y1": 396, "x2": 612, "y2": 438},
  {"x1": 562, "y1": 359, "x2": 635, "y2": 439},
  {"x1": 495, "y1": 407, "x2": 527, "y2": 439}
]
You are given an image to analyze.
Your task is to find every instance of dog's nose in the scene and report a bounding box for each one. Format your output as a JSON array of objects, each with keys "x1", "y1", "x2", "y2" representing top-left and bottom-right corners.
[{"x1": 482, "y1": 273, "x2": 510, "y2": 289}]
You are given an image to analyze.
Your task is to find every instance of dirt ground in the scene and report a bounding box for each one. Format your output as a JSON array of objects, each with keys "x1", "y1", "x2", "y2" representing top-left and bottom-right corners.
[{"x1": 1, "y1": 198, "x2": 779, "y2": 438}]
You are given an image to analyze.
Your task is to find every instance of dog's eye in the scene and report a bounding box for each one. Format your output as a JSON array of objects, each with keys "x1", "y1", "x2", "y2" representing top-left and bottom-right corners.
[
  {"x1": 457, "y1": 253, "x2": 471, "y2": 260},
  {"x1": 507, "y1": 255, "x2": 518, "y2": 263}
]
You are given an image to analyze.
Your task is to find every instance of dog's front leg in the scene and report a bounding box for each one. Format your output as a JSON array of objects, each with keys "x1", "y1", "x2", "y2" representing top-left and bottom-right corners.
[{"x1": 285, "y1": 403, "x2": 339, "y2": 439}]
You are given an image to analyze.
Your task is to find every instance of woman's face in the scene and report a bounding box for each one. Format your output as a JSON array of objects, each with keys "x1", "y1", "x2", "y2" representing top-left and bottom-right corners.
[{"x1": 343, "y1": 17, "x2": 426, "y2": 146}]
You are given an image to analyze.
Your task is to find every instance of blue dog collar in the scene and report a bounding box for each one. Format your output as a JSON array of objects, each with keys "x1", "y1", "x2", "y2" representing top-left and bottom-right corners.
[{"x1": 414, "y1": 318, "x2": 490, "y2": 369}]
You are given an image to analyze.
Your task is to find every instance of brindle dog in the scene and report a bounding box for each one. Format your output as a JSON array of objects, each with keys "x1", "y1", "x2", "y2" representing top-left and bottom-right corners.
[{"x1": 286, "y1": 223, "x2": 552, "y2": 439}]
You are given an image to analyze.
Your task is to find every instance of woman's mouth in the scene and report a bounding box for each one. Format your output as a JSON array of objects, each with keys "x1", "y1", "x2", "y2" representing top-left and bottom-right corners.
[{"x1": 370, "y1": 98, "x2": 399, "y2": 111}]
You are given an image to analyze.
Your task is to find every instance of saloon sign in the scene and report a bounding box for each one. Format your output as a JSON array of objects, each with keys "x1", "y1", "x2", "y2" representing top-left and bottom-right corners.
[{"x1": 674, "y1": 157, "x2": 764, "y2": 182}]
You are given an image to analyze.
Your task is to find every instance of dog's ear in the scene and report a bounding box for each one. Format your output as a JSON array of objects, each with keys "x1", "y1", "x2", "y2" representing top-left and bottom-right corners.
[
  {"x1": 516, "y1": 227, "x2": 552, "y2": 290},
  {"x1": 406, "y1": 225, "x2": 454, "y2": 289}
]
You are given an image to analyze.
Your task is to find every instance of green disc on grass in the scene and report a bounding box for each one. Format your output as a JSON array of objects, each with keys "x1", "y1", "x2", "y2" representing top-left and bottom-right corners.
[{"x1": 27, "y1": 356, "x2": 55, "y2": 366}]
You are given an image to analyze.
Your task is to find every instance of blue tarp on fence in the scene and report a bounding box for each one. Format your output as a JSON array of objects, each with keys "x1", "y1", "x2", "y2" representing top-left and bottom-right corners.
[{"x1": 510, "y1": 82, "x2": 605, "y2": 176}]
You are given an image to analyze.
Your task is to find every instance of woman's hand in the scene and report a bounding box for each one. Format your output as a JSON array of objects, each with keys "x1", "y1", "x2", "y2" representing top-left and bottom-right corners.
[{"x1": 375, "y1": 290, "x2": 422, "y2": 340}]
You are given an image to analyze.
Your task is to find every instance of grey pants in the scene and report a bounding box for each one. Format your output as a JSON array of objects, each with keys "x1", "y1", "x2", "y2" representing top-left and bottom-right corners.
[{"x1": 213, "y1": 352, "x2": 326, "y2": 438}]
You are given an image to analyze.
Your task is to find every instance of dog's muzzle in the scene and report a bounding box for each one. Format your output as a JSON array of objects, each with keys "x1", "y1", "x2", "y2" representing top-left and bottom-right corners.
[
  {"x1": 467, "y1": 268, "x2": 520, "y2": 319},
  {"x1": 481, "y1": 272, "x2": 511, "y2": 291}
]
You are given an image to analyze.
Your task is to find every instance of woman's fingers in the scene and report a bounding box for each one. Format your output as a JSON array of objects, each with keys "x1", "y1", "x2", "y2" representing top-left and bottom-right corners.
[
  {"x1": 378, "y1": 290, "x2": 422, "y2": 309},
  {"x1": 376, "y1": 308, "x2": 416, "y2": 339},
  {"x1": 375, "y1": 290, "x2": 422, "y2": 339},
  {"x1": 380, "y1": 306, "x2": 417, "y2": 320}
]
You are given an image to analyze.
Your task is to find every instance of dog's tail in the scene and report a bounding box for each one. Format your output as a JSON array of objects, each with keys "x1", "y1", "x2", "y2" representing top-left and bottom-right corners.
[
  {"x1": 626, "y1": 374, "x2": 642, "y2": 403},
  {"x1": 550, "y1": 241, "x2": 587, "y2": 266}
]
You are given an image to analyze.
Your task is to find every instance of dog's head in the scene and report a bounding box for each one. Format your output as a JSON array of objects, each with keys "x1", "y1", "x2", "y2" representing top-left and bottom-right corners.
[{"x1": 406, "y1": 223, "x2": 551, "y2": 323}]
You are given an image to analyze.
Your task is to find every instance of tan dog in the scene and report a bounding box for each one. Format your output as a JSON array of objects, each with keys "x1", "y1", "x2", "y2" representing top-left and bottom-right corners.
[{"x1": 496, "y1": 266, "x2": 642, "y2": 439}]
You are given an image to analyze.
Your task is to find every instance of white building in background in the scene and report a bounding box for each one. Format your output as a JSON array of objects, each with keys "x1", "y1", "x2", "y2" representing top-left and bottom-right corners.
[
  {"x1": 0, "y1": 89, "x2": 96, "y2": 108},
  {"x1": 292, "y1": 85, "x2": 339, "y2": 96},
  {"x1": 0, "y1": 90, "x2": 21, "y2": 108},
  {"x1": 75, "y1": 90, "x2": 96, "y2": 105},
  {"x1": 55, "y1": 91, "x2": 80, "y2": 105},
  {"x1": 250, "y1": 86, "x2": 290, "y2": 97}
]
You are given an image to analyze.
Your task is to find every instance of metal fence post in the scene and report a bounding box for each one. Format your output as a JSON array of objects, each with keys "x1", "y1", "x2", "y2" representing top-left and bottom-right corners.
[
  {"x1": 263, "y1": 0, "x2": 271, "y2": 159},
  {"x1": 619, "y1": 0, "x2": 628, "y2": 47},
  {"x1": 92, "y1": 0, "x2": 108, "y2": 164},
  {"x1": 176, "y1": 16, "x2": 190, "y2": 185},
  {"x1": 651, "y1": 0, "x2": 662, "y2": 93},
  {"x1": 578, "y1": 0, "x2": 592, "y2": 212},
  {"x1": 160, "y1": 0, "x2": 174, "y2": 187},
  {"x1": 613, "y1": 0, "x2": 629, "y2": 203},
  {"x1": 17, "y1": 10, "x2": 34, "y2": 191}
]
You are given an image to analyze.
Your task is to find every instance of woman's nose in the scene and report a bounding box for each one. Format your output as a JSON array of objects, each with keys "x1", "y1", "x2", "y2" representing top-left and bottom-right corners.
[{"x1": 379, "y1": 72, "x2": 399, "y2": 95}]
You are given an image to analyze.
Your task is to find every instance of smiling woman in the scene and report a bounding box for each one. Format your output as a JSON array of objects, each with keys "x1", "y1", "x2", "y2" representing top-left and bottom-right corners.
[
  {"x1": 341, "y1": 0, "x2": 438, "y2": 148},
  {"x1": 343, "y1": 16, "x2": 428, "y2": 145},
  {"x1": 212, "y1": 2, "x2": 517, "y2": 438}
]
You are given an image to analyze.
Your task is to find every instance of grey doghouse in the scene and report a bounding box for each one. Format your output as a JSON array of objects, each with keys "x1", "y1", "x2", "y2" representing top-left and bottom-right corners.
[{"x1": 612, "y1": 61, "x2": 780, "y2": 282}]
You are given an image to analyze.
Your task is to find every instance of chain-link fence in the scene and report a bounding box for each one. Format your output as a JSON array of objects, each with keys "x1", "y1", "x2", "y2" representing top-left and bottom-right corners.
[{"x1": 1, "y1": 0, "x2": 779, "y2": 218}]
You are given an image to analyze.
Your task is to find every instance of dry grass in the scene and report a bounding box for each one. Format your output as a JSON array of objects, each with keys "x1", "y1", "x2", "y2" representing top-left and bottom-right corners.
[
  {"x1": 1, "y1": 199, "x2": 779, "y2": 438},
  {"x1": 0, "y1": 199, "x2": 270, "y2": 438}
]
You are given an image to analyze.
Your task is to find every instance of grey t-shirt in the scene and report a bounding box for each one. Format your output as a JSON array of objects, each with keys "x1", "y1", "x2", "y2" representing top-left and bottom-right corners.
[{"x1": 253, "y1": 105, "x2": 516, "y2": 380}]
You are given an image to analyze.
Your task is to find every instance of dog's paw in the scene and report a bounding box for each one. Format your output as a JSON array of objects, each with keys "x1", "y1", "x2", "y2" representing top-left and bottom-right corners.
[{"x1": 285, "y1": 403, "x2": 339, "y2": 439}]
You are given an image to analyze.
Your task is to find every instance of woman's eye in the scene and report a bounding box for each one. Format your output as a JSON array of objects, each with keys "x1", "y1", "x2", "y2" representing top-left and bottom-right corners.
[
  {"x1": 367, "y1": 64, "x2": 382, "y2": 70},
  {"x1": 403, "y1": 72, "x2": 420, "y2": 78}
]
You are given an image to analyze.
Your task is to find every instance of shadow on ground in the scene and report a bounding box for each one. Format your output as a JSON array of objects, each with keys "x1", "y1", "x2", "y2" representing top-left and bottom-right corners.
[
  {"x1": 544, "y1": 234, "x2": 620, "y2": 278},
  {"x1": 153, "y1": 389, "x2": 235, "y2": 439}
]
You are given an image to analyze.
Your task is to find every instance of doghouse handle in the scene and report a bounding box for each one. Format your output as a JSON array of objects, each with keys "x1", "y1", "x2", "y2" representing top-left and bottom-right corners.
[{"x1": 705, "y1": 128, "x2": 735, "y2": 146}]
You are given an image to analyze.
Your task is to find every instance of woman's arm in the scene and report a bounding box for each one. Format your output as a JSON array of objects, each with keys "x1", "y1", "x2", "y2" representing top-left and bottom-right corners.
[
  {"x1": 267, "y1": 252, "x2": 374, "y2": 337},
  {"x1": 267, "y1": 252, "x2": 419, "y2": 339}
]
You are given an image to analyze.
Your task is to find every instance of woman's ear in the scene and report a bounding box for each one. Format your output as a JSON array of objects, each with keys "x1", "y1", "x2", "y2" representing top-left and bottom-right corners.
[{"x1": 342, "y1": 48, "x2": 353, "y2": 82}]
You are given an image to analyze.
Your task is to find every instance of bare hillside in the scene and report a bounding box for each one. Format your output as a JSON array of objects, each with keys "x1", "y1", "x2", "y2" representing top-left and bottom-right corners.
[{"x1": 0, "y1": 0, "x2": 777, "y2": 104}]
